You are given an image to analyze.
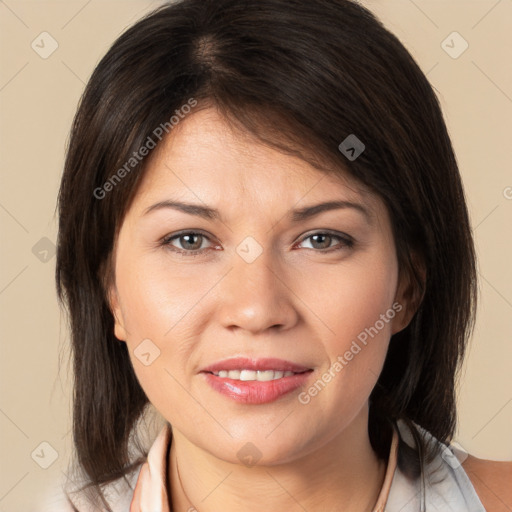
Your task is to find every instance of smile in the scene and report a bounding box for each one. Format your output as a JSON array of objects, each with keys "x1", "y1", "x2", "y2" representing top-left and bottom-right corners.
[
  {"x1": 200, "y1": 357, "x2": 314, "y2": 404},
  {"x1": 210, "y1": 369, "x2": 302, "y2": 381}
]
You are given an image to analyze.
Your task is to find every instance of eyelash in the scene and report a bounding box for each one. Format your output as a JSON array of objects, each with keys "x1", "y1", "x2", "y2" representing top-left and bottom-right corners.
[{"x1": 159, "y1": 230, "x2": 355, "y2": 257}]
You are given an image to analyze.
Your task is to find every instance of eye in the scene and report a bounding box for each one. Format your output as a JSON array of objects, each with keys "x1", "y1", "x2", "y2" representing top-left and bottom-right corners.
[
  {"x1": 160, "y1": 230, "x2": 217, "y2": 256},
  {"x1": 296, "y1": 231, "x2": 354, "y2": 252}
]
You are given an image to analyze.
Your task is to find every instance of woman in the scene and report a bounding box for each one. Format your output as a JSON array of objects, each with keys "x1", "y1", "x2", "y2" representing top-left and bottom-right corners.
[{"x1": 53, "y1": 0, "x2": 511, "y2": 510}]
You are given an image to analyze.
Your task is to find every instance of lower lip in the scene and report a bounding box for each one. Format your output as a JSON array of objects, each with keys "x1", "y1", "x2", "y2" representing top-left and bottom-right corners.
[{"x1": 202, "y1": 371, "x2": 313, "y2": 404}]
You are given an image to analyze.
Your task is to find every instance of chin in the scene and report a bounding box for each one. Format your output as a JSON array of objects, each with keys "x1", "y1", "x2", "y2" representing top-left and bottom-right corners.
[{"x1": 201, "y1": 422, "x2": 317, "y2": 468}]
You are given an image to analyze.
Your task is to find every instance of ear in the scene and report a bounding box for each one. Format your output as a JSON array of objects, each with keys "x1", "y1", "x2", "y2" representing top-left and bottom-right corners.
[
  {"x1": 391, "y1": 253, "x2": 426, "y2": 335},
  {"x1": 107, "y1": 284, "x2": 128, "y2": 342}
]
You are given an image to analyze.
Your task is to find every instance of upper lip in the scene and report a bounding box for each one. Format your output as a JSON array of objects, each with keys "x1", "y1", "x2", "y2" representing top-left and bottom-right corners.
[{"x1": 200, "y1": 357, "x2": 312, "y2": 373}]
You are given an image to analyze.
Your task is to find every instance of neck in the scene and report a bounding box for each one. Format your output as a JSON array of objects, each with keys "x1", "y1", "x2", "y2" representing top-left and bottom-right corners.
[{"x1": 168, "y1": 407, "x2": 388, "y2": 512}]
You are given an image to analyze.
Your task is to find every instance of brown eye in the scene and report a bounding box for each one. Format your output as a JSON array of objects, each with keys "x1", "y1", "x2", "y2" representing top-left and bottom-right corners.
[
  {"x1": 298, "y1": 232, "x2": 354, "y2": 252},
  {"x1": 309, "y1": 234, "x2": 333, "y2": 250},
  {"x1": 176, "y1": 233, "x2": 204, "y2": 251},
  {"x1": 161, "y1": 231, "x2": 213, "y2": 255}
]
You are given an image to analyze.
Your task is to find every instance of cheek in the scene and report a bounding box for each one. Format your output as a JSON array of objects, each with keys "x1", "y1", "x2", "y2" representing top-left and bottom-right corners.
[
  {"x1": 113, "y1": 253, "x2": 203, "y2": 400},
  {"x1": 115, "y1": 265, "x2": 196, "y2": 419},
  {"x1": 300, "y1": 249, "x2": 398, "y2": 402},
  {"x1": 115, "y1": 250, "x2": 206, "y2": 345},
  {"x1": 304, "y1": 248, "x2": 398, "y2": 347}
]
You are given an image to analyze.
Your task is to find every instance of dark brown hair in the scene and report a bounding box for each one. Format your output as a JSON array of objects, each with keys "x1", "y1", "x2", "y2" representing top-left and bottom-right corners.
[{"x1": 55, "y1": 0, "x2": 477, "y2": 508}]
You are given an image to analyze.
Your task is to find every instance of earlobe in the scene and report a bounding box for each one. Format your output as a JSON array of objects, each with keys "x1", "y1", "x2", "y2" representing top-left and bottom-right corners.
[
  {"x1": 107, "y1": 285, "x2": 128, "y2": 342},
  {"x1": 391, "y1": 257, "x2": 426, "y2": 335}
]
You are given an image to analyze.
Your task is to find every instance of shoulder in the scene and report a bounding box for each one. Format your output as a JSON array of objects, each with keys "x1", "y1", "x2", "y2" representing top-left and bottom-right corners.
[{"x1": 462, "y1": 454, "x2": 512, "y2": 511}]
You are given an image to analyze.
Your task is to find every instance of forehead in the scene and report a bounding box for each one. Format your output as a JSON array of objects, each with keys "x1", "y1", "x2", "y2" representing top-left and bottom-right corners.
[{"x1": 131, "y1": 107, "x2": 379, "y2": 217}]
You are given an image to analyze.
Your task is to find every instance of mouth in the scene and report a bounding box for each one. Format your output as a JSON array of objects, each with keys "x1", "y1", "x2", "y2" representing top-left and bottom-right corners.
[{"x1": 200, "y1": 357, "x2": 314, "y2": 404}]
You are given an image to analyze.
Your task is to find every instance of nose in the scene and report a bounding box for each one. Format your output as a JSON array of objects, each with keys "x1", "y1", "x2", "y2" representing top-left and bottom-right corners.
[{"x1": 216, "y1": 243, "x2": 299, "y2": 335}]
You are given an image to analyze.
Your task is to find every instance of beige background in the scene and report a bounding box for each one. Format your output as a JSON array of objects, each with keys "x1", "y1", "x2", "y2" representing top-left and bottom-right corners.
[{"x1": 0, "y1": 0, "x2": 511, "y2": 510}]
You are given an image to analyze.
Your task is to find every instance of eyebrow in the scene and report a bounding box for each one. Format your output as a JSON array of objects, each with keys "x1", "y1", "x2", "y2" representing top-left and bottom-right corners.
[{"x1": 143, "y1": 199, "x2": 373, "y2": 224}]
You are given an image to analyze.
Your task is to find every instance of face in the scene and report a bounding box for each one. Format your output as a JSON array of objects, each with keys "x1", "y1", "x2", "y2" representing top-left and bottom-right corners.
[{"x1": 109, "y1": 106, "x2": 413, "y2": 465}]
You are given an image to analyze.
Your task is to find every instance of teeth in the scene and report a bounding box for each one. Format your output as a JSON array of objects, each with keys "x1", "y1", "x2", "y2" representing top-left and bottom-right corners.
[
  {"x1": 214, "y1": 369, "x2": 296, "y2": 381},
  {"x1": 240, "y1": 370, "x2": 257, "y2": 381},
  {"x1": 254, "y1": 370, "x2": 274, "y2": 381}
]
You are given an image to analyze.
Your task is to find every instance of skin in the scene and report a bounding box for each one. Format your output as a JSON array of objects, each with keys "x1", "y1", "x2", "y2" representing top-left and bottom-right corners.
[
  {"x1": 109, "y1": 105, "x2": 419, "y2": 512},
  {"x1": 463, "y1": 456, "x2": 512, "y2": 510}
]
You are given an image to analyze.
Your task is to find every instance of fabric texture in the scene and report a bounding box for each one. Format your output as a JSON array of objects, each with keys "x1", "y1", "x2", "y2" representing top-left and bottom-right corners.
[
  {"x1": 42, "y1": 420, "x2": 486, "y2": 511},
  {"x1": 386, "y1": 422, "x2": 486, "y2": 512}
]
